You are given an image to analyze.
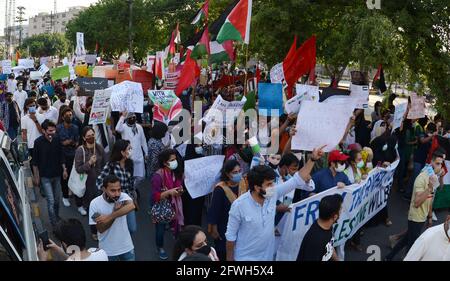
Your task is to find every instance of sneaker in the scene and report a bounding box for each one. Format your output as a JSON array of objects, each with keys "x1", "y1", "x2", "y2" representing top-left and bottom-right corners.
[
  {"x1": 78, "y1": 207, "x2": 87, "y2": 216},
  {"x1": 158, "y1": 248, "x2": 168, "y2": 260},
  {"x1": 62, "y1": 198, "x2": 71, "y2": 207},
  {"x1": 432, "y1": 211, "x2": 438, "y2": 221}
]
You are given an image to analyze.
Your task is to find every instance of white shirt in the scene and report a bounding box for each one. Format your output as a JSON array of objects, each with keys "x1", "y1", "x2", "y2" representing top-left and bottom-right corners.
[
  {"x1": 53, "y1": 99, "x2": 70, "y2": 113},
  {"x1": 21, "y1": 114, "x2": 45, "y2": 149},
  {"x1": 89, "y1": 193, "x2": 134, "y2": 257},
  {"x1": 7, "y1": 79, "x2": 17, "y2": 93},
  {"x1": 13, "y1": 90, "x2": 28, "y2": 114},
  {"x1": 37, "y1": 106, "x2": 59, "y2": 123},
  {"x1": 404, "y1": 223, "x2": 450, "y2": 261},
  {"x1": 115, "y1": 116, "x2": 148, "y2": 177},
  {"x1": 66, "y1": 248, "x2": 109, "y2": 261}
]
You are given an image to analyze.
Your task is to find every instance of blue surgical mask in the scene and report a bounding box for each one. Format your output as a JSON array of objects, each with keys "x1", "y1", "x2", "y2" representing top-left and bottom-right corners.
[
  {"x1": 231, "y1": 173, "x2": 242, "y2": 183},
  {"x1": 284, "y1": 174, "x2": 292, "y2": 181}
]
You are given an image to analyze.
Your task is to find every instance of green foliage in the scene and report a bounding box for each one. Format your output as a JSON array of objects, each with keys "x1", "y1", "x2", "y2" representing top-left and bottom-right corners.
[{"x1": 20, "y1": 33, "x2": 70, "y2": 57}]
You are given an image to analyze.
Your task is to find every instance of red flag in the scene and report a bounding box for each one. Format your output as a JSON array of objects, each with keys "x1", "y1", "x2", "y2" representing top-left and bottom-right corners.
[
  {"x1": 283, "y1": 35, "x2": 297, "y2": 69},
  {"x1": 95, "y1": 42, "x2": 99, "y2": 54},
  {"x1": 256, "y1": 64, "x2": 261, "y2": 83},
  {"x1": 200, "y1": 26, "x2": 211, "y2": 55},
  {"x1": 223, "y1": 40, "x2": 235, "y2": 61},
  {"x1": 284, "y1": 35, "x2": 316, "y2": 98},
  {"x1": 175, "y1": 50, "x2": 200, "y2": 96}
]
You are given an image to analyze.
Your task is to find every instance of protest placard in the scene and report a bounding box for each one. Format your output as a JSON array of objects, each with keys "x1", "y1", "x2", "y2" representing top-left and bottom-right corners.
[
  {"x1": 284, "y1": 92, "x2": 306, "y2": 115},
  {"x1": 292, "y1": 100, "x2": 355, "y2": 152},
  {"x1": 295, "y1": 84, "x2": 320, "y2": 102},
  {"x1": 89, "y1": 89, "x2": 112, "y2": 125},
  {"x1": 30, "y1": 71, "x2": 42, "y2": 80},
  {"x1": 1, "y1": 60, "x2": 12, "y2": 74},
  {"x1": 184, "y1": 155, "x2": 225, "y2": 199},
  {"x1": 276, "y1": 159, "x2": 399, "y2": 260},
  {"x1": 270, "y1": 63, "x2": 285, "y2": 84},
  {"x1": 258, "y1": 83, "x2": 283, "y2": 116},
  {"x1": 407, "y1": 92, "x2": 426, "y2": 119},
  {"x1": 75, "y1": 64, "x2": 88, "y2": 77},
  {"x1": 203, "y1": 95, "x2": 247, "y2": 126},
  {"x1": 163, "y1": 71, "x2": 180, "y2": 91},
  {"x1": 75, "y1": 32, "x2": 86, "y2": 56},
  {"x1": 350, "y1": 84, "x2": 370, "y2": 109},
  {"x1": 391, "y1": 102, "x2": 408, "y2": 132},
  {"x1": 146, "y1": 55, "x2": 156, "y2": 73},
  {"x1": 18, "y1": 59, "x2": 35, "y2": 69},
  {"x1": 148, "y1": 90, "x2": 183, "y2": 124},
  {"x1": 38, "y1": 64, "x2": 50, "y2": 76},
  {"x1": 109, "y1": 81, "x2": 144, "y2": 113},
  {"x1": 76, "y1": 77, "x2": 109, "y2": 92},
  {"x1": 85, "y1": 54, "x2": 97, "y2": 65},
  {"x1": 40, "y1": 57, "x2": 50, "y2": 66},
  {"x1": 50, "y1": 65, "x2": 70, "y2": 81}
]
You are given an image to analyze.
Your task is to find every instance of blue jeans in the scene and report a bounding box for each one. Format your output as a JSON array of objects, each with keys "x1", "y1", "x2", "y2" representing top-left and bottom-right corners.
[
  {"x1": 405, "y1": 162, "x2": 424, "y2": 198},
  {"x1": 41, "y1": 177, "x2": 62, "y2": 226},
  {"x1": 155, "y1": 223, "x2": 166, "y2": 248},
  {"x1": 127, "y1": 211, "x2": 137, "y2": 234},
  {"x1": 108, "y1": 249, "x2": 135, "y2": 261}
]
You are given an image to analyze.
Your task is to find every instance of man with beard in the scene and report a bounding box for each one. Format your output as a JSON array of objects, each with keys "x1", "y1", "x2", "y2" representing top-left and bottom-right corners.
[{"x1": 89, "y1": 175, "x2": 136, "y2": 261}]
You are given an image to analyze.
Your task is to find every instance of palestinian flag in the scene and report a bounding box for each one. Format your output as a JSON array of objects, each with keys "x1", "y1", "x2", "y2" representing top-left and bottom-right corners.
[
  {"x1": 373, "y1": 64, "x2": 387, "y2": 93},
  {"x1": 209, "y1": 41, "x2": 235, "y2": 64},
  {"x1": 191, "y1": 0, "x2": 209, "y2": 25},
  {"x1": 191, "y1": 27, "x2": 211, "y2": 59},
  {"x1": 216, "y1": 0, "x2": 253, "y2": 44}
]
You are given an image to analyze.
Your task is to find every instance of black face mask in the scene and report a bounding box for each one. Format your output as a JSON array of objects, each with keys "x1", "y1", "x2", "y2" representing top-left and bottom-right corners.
[
  {"x1": 127, "y1": 119, "x2": 136, "y2": 125},
  {"x1": 268, "y1": 162, "x2": 278, "y2": 170},
  {"x1": 196, "y1": 245, "x2": 211, "y2": 256}
]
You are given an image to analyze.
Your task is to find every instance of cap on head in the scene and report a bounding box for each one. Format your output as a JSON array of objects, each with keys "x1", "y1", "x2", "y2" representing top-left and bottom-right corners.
[{"x1": 328, "y1": 150, "x2": 349, "y2": 163}]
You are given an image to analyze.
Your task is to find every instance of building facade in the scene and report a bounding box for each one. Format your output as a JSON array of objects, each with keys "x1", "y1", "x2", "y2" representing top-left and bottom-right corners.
[{"x1": 28, "y1": 6, "x2": 86, "y2": 37}]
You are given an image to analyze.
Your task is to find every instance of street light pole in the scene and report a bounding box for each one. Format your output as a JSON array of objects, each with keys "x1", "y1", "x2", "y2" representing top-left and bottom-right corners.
[
  {"x1": 128, "y1": 0, "x2": 134, "y2": 64},
  {"x1": 16, "y1": 6, "x2": 26, "y2": 47}
]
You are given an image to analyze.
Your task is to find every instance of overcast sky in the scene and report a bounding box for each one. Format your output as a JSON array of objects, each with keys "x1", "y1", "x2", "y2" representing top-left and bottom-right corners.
[{"x1": 1, "y1": 0, "x2": 99, "y2": 35}]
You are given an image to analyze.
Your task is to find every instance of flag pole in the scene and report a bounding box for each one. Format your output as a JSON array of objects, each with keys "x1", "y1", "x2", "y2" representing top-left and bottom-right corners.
[{"x1": 244, "y1": 43, "x2": 249, "y2": 96}]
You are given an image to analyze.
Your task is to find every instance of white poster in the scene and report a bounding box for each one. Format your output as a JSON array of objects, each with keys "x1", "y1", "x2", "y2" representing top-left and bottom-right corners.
[
  {"x1": 30, "y1": 71, "x2": 42, "y2": 80},
  {"x1": 1, "y1": 60, "x2": 12, "y2": 74},
  {"x1": 89, "y1": 89, "x2": 112, "y2": 125},
  {"x1": 295, "y1": 84, "x2": 320, "y2": 102},
  {"x1": 284, "y1": 92, "x2": 305, "y2": 115},
  {"x1": 407, "y1": 92, "x2": 426, "y2": 119},
  {"x1": 270, "y1": 62, "x2": 285, "y2": 84},
  {"x1": 292, "y1": 100, "x2": 356, "y2": 152},
  {"x1": 146, "y1": 55, "x2": 156, "y2": 73},
  {"x1": 349, "y1": 84, "x2": 370, "y2": 109},
  {"x1": 391, "y1": 102, "x2": 408, "y2": 132},
  {"x1": 184, "y1": 155, "x2": 225, "y2": 199},
  {"x1": 276, "y1": 160, "x2": 399, "y2": 260},
  {"x1": 38, "y1": 64, "x2": 50, "y2": 76},
  {"x1": 203, "y1": 95, "x2": 246, "y2": 126},
  {"x1": 18, "y1": 59, "x2": 35, "y2": 69},
  {"x1": 109, "y1": 81, "x2": 144, "y2": 113},
  {"x1": 75, "y1": 32, "x2": 87, "y2": 57}
]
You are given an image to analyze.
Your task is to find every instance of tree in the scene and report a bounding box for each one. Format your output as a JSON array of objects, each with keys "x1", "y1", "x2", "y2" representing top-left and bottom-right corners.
[{"x1": 20, "y1": 33, "x2": 70, "y2": 57}]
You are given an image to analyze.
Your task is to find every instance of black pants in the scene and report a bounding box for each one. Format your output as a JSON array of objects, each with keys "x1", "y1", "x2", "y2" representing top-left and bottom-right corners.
[
  {"x1": 182, "y1": 191, "x2": 205, "y2": 226},
  {"x1": 386, "y1": 220, "x2": 424, "y2": 260},
  {"x1": 61, "y1": 155, "x2": 82, "y2": 207}
]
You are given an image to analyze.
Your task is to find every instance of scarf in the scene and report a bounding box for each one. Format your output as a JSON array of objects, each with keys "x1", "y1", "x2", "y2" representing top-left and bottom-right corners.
[
  {"x1": 127, "y1": 122, "x2": 138, "y2": 136},
  {"x1": 159, "y1": 168, "x2": 184, "y2": 235}
]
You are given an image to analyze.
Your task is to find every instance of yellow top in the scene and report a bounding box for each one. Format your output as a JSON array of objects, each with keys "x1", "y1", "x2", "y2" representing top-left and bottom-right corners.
[{"x1": 408, "y1": 172, "x2": 432, "y2": 223}]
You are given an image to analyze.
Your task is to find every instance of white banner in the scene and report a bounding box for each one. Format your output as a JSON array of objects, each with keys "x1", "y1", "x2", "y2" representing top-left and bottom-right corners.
[
  {"x1": 391, "y1": 102, "x2": 408, "y2": 132},
  {"x1": 89, "y1": 89, "x2": 112, "y2": 125},
  {"x1": 270, "y1": 63, "x2": 285, "y2": 84},
  {"x1": 292, "y1": 100, "x2": 356, "y2": 152},
  {"x1": 1, "y1": 60, "x2": 12, "y2": 74},
  {"x1": 276, "y1": 159, "x2": 399, "y2": 260},
  {"x1": 184, "y1": 155, "x2": 225, "y2": 199},
  {"x1": 349, "y1": 84, "x2": 369, "y2": 109},
  {"x1": 109, "y1": 81, "x2": 144, "y2": 113}
]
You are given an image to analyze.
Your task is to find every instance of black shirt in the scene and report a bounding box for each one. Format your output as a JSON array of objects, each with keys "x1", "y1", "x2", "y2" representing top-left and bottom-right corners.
[
  {"x1": 32, "y1": 135, "x2": 65, "y2": 178},
  {"x1": 296, "y1": 221, "x2": 334, "y2": 261},
  {"x1": 8, "y1": 102, "x2": 19, "y2": 128}
]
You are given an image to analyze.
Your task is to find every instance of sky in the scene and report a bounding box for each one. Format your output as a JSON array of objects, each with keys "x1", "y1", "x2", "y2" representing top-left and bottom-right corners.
[{"x1": 0, "y1": 0, "x2": 99, "y2": 35}]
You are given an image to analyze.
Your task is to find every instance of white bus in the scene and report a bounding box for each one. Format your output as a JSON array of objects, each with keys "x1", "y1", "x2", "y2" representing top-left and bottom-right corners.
[{"x1": 0, "y1": 130, "x2": 38, "y2": 261}]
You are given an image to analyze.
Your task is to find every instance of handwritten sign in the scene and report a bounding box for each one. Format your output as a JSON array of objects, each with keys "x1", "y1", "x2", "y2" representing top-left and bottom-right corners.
[
  {"x1": 407, "y1": 92, "x2": 426, "y2": 119},
  {"x1": 270, "y1": 63, "x2": 285, "y2": 84},
  {"x1": 292, "y1": 100, "x2": 356, "y2": 152},
  {"x1": 109, "y1": 81, "x2": 144, "y2": 113},
  {"x1": 89, "y1": 89, "x2": 112, "y2": 125},
  {"x1": 350, "y1": 84, "x2": 369, "y2": 109},
  {"x1": 284, "y1": 92, "x2": 306, "y2": 115},
  {"x1": 184, "y1": 155, "x2": 225, "y2": 199},
  {"x1": 1, "y1": 60, "x2": 12, "y2": 74},
  {"x1": 258, "y1": 83, "x2": 283, "y2": 116},
  {"x1": 18, "y1": 59, "x2": 35, "y2": 69},
  {"x1": 392, "y1": 102, "x2": 408, "y2": 132},
  {"x1": 148, "y1": 90, "x2": 183, "y2": 124},
  {"x1": 38, "y1": 64, "x2": 50, "y2": 76},
  {"x1": 76, "y1": 77, "x2": 108, "y2": 92},
  {"x1": 203, "y1": 95, "x2": 247, "y2": 126},
  {"x1": 295, "y1": 84, "x2": 320, "y2": 102}
]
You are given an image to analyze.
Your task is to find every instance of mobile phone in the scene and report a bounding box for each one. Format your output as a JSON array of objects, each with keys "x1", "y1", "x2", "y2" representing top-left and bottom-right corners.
[
  {"x1": 38, "y1": 231, "x2": 50, "y2": 250},
  {"x1": 91, "y1": 212, "x2": 101, "y2": 221}
]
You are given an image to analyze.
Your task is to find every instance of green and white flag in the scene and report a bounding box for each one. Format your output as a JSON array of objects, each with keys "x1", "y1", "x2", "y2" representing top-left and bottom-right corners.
[{"x1": 217, "y1": 0, "x2": 252, "y2": 44}]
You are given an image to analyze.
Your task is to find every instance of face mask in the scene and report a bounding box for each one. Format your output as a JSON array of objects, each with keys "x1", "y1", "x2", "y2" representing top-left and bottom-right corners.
[
  {"x1": 231, "y1": 173, "x2": 242, "y2": 183},
  {"x1": 268, "y1": 162, "x2": 278, "y2": 170},
  {"x1": 143, "y1": 100, "x2": 149, "y2": 106},
  {"x1": 195, "y1": 146, "x2": 203, "y2": 155},
  {"x1": 28, "y1": 106, "x2": 36, "y2": 114},
  {"x1": 382, "y1": 144, "x2": 388, "y2": 151},
  {"x1": 61, "y1": 98, "x2": 66, "y2": 103},
  {"x1": 356, "y1": 160, "x2": 365, "y2": 169},
  {"x1": 335, "y1": 163, "x2": 346, "y2": 173},
  {"x1": 127, "y1": 119, "x2": 136, "y2": 125},
  {"x1": 85, "y1": 137, "x2": 95, "y2": 144},
  {"x1": 263, "y1": 187, "x2": 276, "y2": 198},
  {"x1": 196, "y1": 245, "x2": 211, "y2": 256},
  {"x1": 46, "y1": 133, "x2": 55, "y2": 141},
  {"x1": 168, "y1": 160, "x2": 178, "y2": 170},
  {"x1": 284, "y1": 174, "x2": 292, "y2": 181}
]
